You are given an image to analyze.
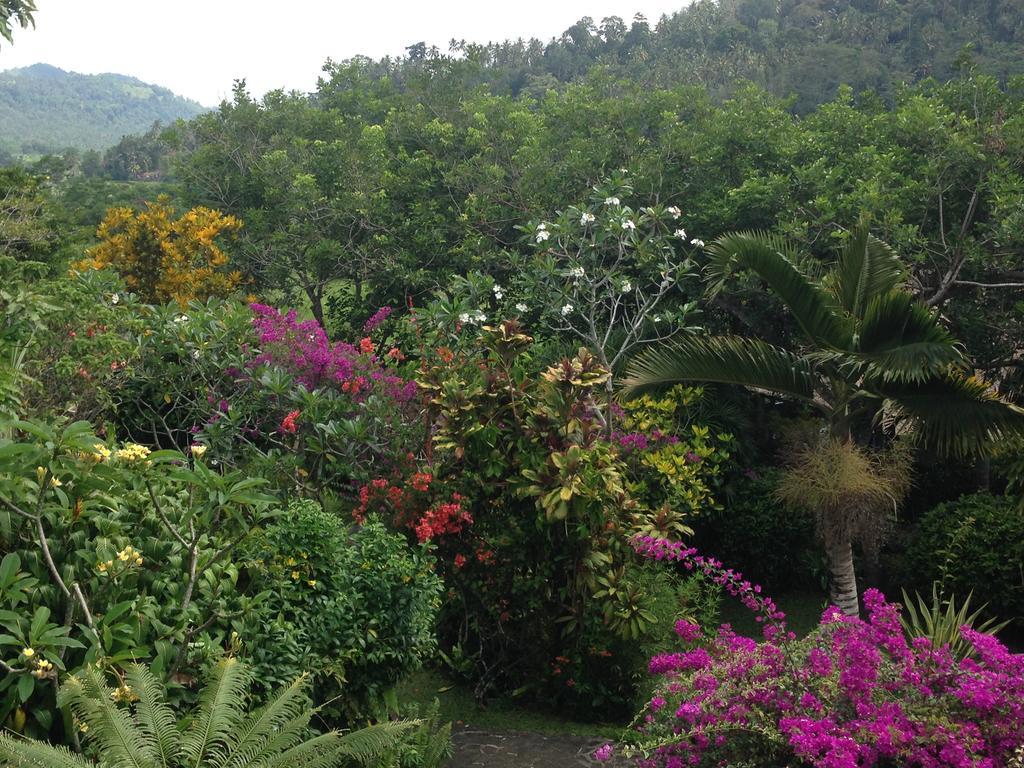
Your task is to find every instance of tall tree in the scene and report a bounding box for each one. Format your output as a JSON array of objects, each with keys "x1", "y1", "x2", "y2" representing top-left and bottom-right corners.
[{"x1": 623, "y1": 222, "x2": 1024, "y2": 615}]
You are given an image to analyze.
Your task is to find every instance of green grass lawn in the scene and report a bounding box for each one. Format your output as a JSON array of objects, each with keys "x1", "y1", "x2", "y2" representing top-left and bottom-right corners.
[{"x1": 396, "y1": 669, "x2": 623, "y2": 739}]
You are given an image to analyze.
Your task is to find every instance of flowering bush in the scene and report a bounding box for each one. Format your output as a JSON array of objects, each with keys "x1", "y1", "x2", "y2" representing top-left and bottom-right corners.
[
  {"x1": 0, "y1": 418, "x2": 277, "y2": 739},
  {"x1": 72, "y1": 197, "x2": 243, "y2": 306},
  {"x1": 619, "y1": 536, "x2": 1024, "y2": 768},
  {"x1": 406, "y1": 320, "x2": 720, "y2": 717}
]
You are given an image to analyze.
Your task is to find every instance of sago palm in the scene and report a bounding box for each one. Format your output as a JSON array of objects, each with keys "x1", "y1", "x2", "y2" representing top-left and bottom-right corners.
[
  {"x1": 0, "y1": 658, "x2": 413, "y2": 768},
  {"x1": 623, "y1": 222, "x2": 1024, "y2": 615}
]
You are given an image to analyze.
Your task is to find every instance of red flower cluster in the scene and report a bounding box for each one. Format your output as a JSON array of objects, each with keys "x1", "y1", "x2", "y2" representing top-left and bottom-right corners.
[
  {"x1": 414, "y1": 495, "x2": 472, "y2": 543},
  {"x1": 359, "y1": 337, "x2": 375, "y2": 355},
  {"x1": 279, "y1": 409, "x2": 300, "y2": 434}
]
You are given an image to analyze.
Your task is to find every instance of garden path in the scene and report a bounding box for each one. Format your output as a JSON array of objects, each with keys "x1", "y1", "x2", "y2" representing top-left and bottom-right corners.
[{"x1": 447, "y1": 724, "x2": 628, "y2": 767}]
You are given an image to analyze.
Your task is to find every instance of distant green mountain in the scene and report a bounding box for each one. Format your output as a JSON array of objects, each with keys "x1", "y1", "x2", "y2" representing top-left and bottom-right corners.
[{"x1": 0, "y1": 63, "x2": 206, "y2": 155}]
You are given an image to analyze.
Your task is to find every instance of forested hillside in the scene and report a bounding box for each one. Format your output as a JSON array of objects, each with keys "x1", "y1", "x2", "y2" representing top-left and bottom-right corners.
[
  {"x1": 0, "y1": 63, "x2": 205, "y2": 155},
  {"x1": 360, "y1": 0, "x2": 1024, "y2": 111}
]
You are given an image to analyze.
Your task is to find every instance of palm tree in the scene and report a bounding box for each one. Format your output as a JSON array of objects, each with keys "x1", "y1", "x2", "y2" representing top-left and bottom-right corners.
[
  {"x1": 622, "y1": 222, "x2": 1024, "y2": 615},
  {"x1": 0, "y1": 658, "x2": 413, "y2": 768}
]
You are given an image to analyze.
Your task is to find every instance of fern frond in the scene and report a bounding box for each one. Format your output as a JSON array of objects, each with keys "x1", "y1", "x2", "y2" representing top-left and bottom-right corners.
[
  {"x1": 57, "y1": 667, "x2": 158, "y2": 768},
  {"x1": 0, "y1": 733, "x2": 94, "y2": 768},
  {"x1": 181, "y1": 657, "x2": 252, "y2": 766},
  {"x1": 269, "y1": 722, "x2": 416, "y2": 768},
  {"x1": 126, "y1": 663, "x2": 181, "y2": 768},
  {"x1": 219, "y1": 674, "x2": 311, "y2": 768}
]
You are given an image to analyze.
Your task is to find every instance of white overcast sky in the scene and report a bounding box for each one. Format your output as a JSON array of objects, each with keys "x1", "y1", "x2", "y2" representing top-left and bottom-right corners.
[{"x1": 0, "y1": 0, "x2": 688, "y2": 106}]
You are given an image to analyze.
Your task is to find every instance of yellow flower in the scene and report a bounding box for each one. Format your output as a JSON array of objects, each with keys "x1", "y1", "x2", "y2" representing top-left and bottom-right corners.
[
  {"x1": 115, "y1": 443, "x2": 152, "y2": 463},
  {"x1": 285, "y1": 557, "x2": 297, "y2": 566},
  {"x1": 291, "y1": 570, "x2": 300, "y2": 580},
  {"x1": 97, "y1": 561, "x2": 108, "y2": 573},
  {"x1": 307, "y1": 580, "x2": 317, "y2": 587},
  {"x1": 78, "y1": 723, "x2": 89, "y2": 733},
  {"x1": 190, "y1": 444, "x2": 207, "y2": 458},
  {"x1": 35, "y1": 467, "x2": 46, "y2": 483},
  {"x1": 134, "y1": 557, "x2": 144, "y2": 566},
  {"x1": 22, "y1": 647, "x2": 34, "y2": 659},
  {"x1": 49, "y1": 476, "x2": 63, "y2": 488},
  {"x1": 93, "y1": 444, "x2": 112, "y2": 462}
]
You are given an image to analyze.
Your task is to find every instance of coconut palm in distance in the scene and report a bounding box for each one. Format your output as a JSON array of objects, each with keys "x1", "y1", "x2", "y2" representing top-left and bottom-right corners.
[
  {"x1": 0, "y1": 657, "x2": 413, "y2": 768},
  {"x1": 622, "y1": 221, "x2": 1024, "y2": 615}
]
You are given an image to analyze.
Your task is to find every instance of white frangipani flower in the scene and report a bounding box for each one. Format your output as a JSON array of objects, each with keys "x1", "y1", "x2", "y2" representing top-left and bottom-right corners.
[
  {"x1": 536, "y1": 230, "x2": 550, "y2": 243},
  {"x1": 560, "y1": 304, "x2": 574, "y2": 316},
  {"x1": 604, "y1": 197, "x2": 621, "y2": 206},
  {"x1": 580, "y1": 212, "x2": 596, "y2": 226},
  {"x1": 690, "y1": 238, "x2": 705, "y2": 248},
  {"x1": 110, "y1": 293, "x2": 120, "y2": 305},
  {"x1": 622, "y1": 220, "x2": 636, "y2": 231},
  {"x1": 459, "y1": 312, "x2": 470, "y2": 323},
  {"x1": 515, "y1": 302, "x2": 528, "y2": 313},
  {"x1": 666, "y1": 206, "x2": 682, "y2": 219},
  {"x1": 569, "y1": 266, "x2": 585, "y2": 279},
  {"x1": 621, "y1": 280, "x2": 633, "y2": 293},
  {"x1": 674, "y1": 228, "x2": 687, "y2": 239},
  {"x1": 174, "y1": 314, "x2": 189, "y2": 323}
]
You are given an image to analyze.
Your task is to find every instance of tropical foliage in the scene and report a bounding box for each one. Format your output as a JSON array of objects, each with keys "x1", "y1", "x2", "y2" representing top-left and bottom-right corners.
[
  {"x1": 624, "y1": 223, "x2": 1024, "y2": 614},
  {"x1": 0, "y1": 658, "x2": 414, "y2": 768}
]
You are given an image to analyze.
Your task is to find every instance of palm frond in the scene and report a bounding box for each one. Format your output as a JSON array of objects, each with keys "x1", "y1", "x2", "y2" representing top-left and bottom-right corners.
[
  {"x1": 881, "y1": 372, "x2": 1024, "y2": 457},
  {"x1": 856, "y1": 291, "x2": 966, "y2": 382},
  {"x1": 622, "y1": 335, "x2": 819, "y2": 404},
  {"x1": 126, "y1": 663, "x2": 181, "y2": 768},
  {"x1": 181, "y1": 657, "x2": 252, "y2": 766},
  {"x1": 705, "y1": 231, "x2": 852, "y2": 348},
  {"x1": 0, "y1": 733, "x2": 94, "y2": 768},
  {"x1": 831, "y1": 220, "x2": 906, "y2": 319},
  {"x1": 57, "y1": 667, "x2": 158, "y2": 768},
  {"x1": 268, "y1": 721, "x2": 417, "y2": 768}
]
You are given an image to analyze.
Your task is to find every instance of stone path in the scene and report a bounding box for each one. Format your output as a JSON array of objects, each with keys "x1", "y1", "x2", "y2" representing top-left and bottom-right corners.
[{"x1": 446, "y1": 724, "x2": 629, "y2": 767}]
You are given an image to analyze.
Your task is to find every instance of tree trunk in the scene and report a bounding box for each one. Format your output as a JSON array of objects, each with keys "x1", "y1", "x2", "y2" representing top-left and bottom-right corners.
[
  {"x1": 308, "y1": 287, "x2": 324, "y2": 328},
  {"x1": 827, "y1": 537, "x2": 860, "y2": 616}
]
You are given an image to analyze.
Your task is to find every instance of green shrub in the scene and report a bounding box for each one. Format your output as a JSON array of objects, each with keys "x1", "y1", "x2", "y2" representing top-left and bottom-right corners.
[
  {"x1": 240, "y1": 501, "x2": 443, "y2": 719},
  {"x1": 692, "y1": 469, "x2": 819, "y2": 591},
  {"x1": 905, "y1": 492, "x2": 1024, "y2": 628}
]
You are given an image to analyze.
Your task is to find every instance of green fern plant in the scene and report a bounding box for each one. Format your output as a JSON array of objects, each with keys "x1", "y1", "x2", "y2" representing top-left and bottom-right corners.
[
  {"x1": 900, "y1": 581, "x2": 1010, "y2": 661},
  {"x1": 0, "y1": 658, "x2": 415, "y2": 768},
  {"x1": 375, "y1": 700, "x2": 452, "y2": 768}
]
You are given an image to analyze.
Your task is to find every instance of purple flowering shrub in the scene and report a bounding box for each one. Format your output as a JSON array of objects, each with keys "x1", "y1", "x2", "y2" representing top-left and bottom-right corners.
[
  {"x1": 195, "y1": 303, "x2": 423, "y2": 493},
  {"x1": 618, "y1": 536, "x2": 1024, "y2": 768}
]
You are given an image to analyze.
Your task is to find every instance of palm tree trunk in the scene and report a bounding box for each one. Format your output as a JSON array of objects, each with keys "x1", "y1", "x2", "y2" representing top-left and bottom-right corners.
[{"x1": 827, "y1": 537, "x2": 859, "y2": 616}]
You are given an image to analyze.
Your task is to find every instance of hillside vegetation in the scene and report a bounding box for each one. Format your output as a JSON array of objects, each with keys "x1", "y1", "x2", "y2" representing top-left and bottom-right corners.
[{"x1": 0, "y1": 63, "x2": 205, "y2": 155}]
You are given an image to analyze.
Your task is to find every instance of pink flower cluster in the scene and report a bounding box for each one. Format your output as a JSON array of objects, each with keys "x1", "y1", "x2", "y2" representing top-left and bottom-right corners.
[
  {"x1": 249, "y1": 303, "x2": 416, "y2": 402},
  {"x1": 630, "y1": 536, "x2": 1024, "y2": 768},
  {"x1": 363, "y1": 305, "x2": 393, "y2": 332}
]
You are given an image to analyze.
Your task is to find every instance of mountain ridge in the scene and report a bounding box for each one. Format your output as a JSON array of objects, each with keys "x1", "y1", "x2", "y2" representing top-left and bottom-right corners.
[{"x1": 0, "y1": 63, "x2": 207, "y2": 156}]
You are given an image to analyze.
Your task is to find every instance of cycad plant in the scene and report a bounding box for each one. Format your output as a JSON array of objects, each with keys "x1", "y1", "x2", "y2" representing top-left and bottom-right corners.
[
  {"x1": 0, "y1": 658, "x2": 413, "y2": 768},
  {"x1": 623, "y1": 222, "x2": 1024, "y2": 615}
]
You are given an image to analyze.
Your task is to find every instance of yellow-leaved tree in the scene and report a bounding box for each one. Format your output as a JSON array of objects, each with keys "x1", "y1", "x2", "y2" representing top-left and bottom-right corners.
[{"x1": 74, "y1": 197, "x2": 243, "y2": 305}]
